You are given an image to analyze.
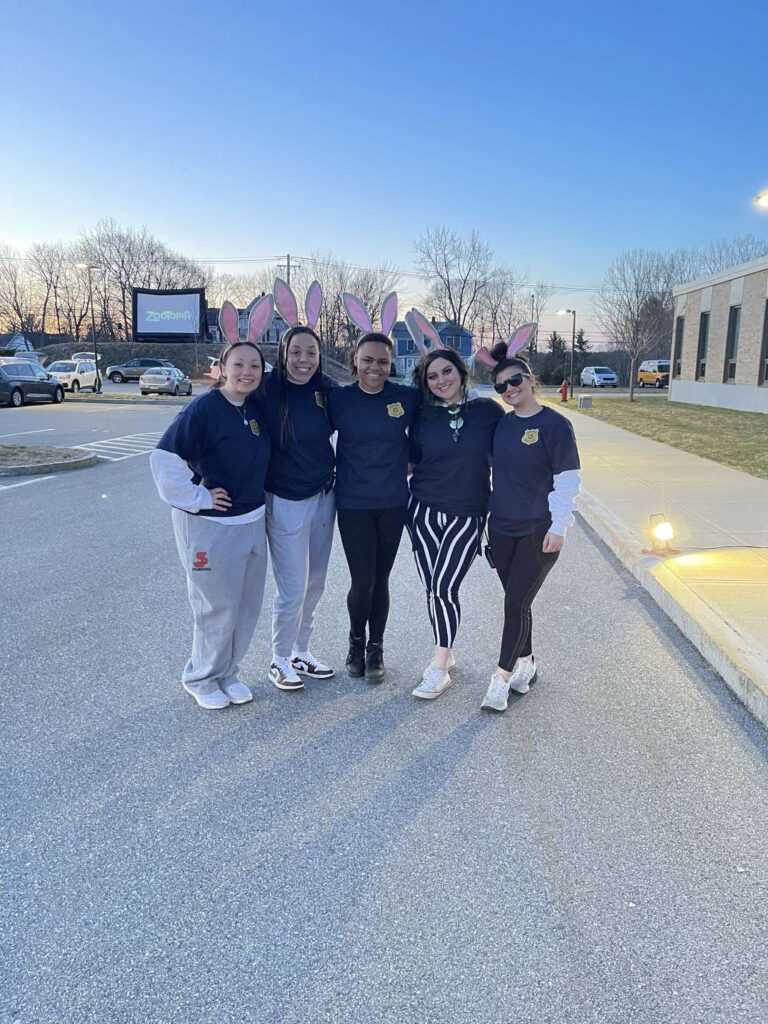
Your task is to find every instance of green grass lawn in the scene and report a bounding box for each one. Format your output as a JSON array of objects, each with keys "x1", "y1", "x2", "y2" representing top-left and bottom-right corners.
[
  {"x1": 0, "y1": 444, "x2": 86, "y2": 467},
  {"x1": 564, "y1": 396, "x2": 768, "y2": 480}
]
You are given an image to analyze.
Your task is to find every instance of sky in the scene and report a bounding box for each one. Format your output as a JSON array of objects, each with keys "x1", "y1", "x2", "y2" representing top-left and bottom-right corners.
[{"x1": 2, "y1": 0, "x2": 768, "y2": 343}]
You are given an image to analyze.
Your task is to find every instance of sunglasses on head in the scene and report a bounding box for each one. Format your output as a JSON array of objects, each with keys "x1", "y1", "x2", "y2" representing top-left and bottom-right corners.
[{"x1": 493, "y1": 372, "x2": 529, "y2": 394}]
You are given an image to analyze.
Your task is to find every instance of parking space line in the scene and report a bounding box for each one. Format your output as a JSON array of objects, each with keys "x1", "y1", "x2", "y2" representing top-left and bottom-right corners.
[
  {"x1": 0, "y1": 475, "x2": 55, "y2": 491},
  {"x1": 75, "y1": 431, "x2": 164, "y2": 462},
  {"x1": 0, "y1": 428, "x2": 56, "y2": 439}
]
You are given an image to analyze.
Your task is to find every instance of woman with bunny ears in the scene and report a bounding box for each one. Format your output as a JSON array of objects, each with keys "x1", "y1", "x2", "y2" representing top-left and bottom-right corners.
[
  {"x1": 260, "y1": 278, "x2": 338, "y2": 693},
  {"x1": 475, "y1": 334, "x2": 581, "y2": 714},
  {"x1": 150, "y1": 296, "x2": 274, "y2": 710},
  {"x1": 405, "y1": 309, "x2": 504, "y2": 701},
  {"x1": 326, "y1": 291, "x2": 420, "y2": 683}
]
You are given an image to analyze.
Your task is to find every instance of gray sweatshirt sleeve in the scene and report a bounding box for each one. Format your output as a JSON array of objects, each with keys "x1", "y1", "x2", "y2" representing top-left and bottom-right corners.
[
  {"x1": 547, "y1": 469, "x2": 581, "y2": 536},
  {"x1": 150, "y1": 449, "x2": 214, "y2": 513}
]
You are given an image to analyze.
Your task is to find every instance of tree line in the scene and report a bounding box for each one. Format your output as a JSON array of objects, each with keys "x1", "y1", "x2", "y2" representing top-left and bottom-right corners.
[{"x1": 2, "y1": 219, "x2": 766, "y2": 391}]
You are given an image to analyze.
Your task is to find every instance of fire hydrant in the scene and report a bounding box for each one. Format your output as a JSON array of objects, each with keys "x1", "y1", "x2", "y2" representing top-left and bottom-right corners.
[{"x1": 559, "y1": 380, "x2": 568, "y2": 403}]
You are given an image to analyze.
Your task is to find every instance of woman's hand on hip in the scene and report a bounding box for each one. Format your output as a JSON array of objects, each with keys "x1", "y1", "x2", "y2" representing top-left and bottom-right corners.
[
  {"x1": 542, "y1": 532, "x2": 564, "y2": 554},
  {"x1": 208, "y1": 487, "x2": 232, "y2": 511}
]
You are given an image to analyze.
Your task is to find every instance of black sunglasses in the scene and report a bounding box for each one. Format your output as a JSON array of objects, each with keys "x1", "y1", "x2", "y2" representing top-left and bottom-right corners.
[{"x1": 493, "y1": 372, "x2": 528, "y2": 394}]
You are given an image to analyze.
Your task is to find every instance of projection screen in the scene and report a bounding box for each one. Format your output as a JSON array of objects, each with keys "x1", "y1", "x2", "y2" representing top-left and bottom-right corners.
[{"x1": 132, "y1": 288, "x2": 205, "y2": 338}]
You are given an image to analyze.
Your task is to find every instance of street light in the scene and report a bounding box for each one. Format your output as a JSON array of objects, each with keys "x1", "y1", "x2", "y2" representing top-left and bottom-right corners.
[
  {"x1": 755, "y1": 190, "x2": 768, "y2": 209},
  {"x1": 76, "y1": 263, "x2": 102, "y2": 392},
  {"x1": 557, "y1": 308, "x2": 577, "y2": 398}
]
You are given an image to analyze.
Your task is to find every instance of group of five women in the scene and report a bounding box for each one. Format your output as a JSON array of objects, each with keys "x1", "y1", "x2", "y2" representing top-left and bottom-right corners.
[{"x1": 150, "y1": 282, "x2": 581, "y2": 714}]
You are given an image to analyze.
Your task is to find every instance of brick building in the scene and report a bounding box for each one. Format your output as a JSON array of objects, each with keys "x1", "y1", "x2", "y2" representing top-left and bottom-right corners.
[{"x1": 670, "y1": 255, "x2": 768, "y2": 413}]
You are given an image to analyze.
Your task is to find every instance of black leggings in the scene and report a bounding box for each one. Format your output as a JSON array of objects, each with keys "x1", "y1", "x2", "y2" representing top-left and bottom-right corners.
[
  {"x1": 490, "y1": 527, "x2": 559, "y2": 672},
  {"x1": 337, "y1": 506, "x2": 407, "y2": 643}
]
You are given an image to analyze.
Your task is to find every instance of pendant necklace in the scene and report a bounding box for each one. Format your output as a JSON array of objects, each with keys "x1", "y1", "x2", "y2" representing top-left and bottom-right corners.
[
  {"x1": 446, "y1": 399, "x2": 465, "y2": 443},
  {"x1": 222, "y1": 391, "x2": 249, "y2": 425}
]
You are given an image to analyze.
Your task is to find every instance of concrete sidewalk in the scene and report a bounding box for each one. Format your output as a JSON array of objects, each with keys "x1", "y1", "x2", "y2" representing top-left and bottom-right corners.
[{"x1": 555, "y1": 403, "x2": 768, "y2": 728}]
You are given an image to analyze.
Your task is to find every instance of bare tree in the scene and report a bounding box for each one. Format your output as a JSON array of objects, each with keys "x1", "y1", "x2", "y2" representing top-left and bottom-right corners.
[
  {"x1": 0, "y1": 243, "x2": 40, "y2": 335},
  {"x1": 476, "y1": 266, "x2": 528, "y2": 347},
  {"x1": 414, "y1": 227, "x2": 493, "y2": 331},
  {"x1": 593, "y1": 248, "x2": 681, "y2": 400},
  {"x1": 695, "y1": 234, "x2": 768, "y2": 276},
  {"x1": 79, "y1": 219, "x2": 208, "y2": 340}
]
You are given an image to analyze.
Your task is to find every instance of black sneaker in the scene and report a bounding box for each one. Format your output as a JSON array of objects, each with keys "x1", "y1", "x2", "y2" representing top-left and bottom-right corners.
[
  {"x1": 345, "y1": 634, "x2": 365, "y2": 678},
  {"x1": 365, "y1": 642, "x2": 385, "y2": 683}
]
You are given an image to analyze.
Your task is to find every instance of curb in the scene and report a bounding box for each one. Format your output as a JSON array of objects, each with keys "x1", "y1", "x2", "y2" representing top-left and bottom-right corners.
[
  {"x1": 0, "y1": 451, "x2": 98, "y2": 477},
  {"x1": 68, "y1": 394, "x2": 193, "y2": 407},
  {"x1": 578, "y1": 489, "x2": 768, "y2": 730}
]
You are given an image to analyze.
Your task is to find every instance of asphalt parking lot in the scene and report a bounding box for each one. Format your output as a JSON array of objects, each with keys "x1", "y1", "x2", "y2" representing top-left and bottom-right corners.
[{"x1": 3, "y1": 400, "x2": 767, "y2": 1024}]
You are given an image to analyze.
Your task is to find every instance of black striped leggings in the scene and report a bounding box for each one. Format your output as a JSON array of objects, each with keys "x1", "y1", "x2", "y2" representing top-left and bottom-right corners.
[{"x1": 407, "y1": 497, "x2": 483, "y2": 648}]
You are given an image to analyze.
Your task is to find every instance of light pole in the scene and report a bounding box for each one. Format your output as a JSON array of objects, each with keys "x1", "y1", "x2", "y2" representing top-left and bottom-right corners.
[
  {"x1": 76, "y1": 263, "x2": 102, "y2": 392},
  {"x1": 558, "y1": 308, "x2": 577, "y2": 398}
]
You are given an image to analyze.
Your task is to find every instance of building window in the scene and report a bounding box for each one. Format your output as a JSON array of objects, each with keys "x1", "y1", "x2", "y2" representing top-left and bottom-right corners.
[
  {"x1": 695, "y1": 312, "x2": 709, "y2": 380},
  {"x1": 673, "y1": 316, "x2": 684, "y2": 378},
  {"x1": 723, "y1": 306, "x2": 740, "y2": 382},
  {"x1": 760, "y1": 301, "x2": 768, "y2": 385}
]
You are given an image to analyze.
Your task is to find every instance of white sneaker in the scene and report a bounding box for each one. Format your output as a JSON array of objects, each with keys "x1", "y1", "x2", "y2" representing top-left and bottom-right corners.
[
  {"x1": 269, "y1": 659, "x2": 304, "y2": 691},
  {"x1": 182, "y1": 683, "x2": 231, "y2": 710},
  {"x1": 221, "y1": 679, "x2": 253, "y2": 704},
  {"x1": 412, "y1": 666, "x2": 452, "y2": 700},
  {"x1": 508, "y1": 658, "x2": 537, "y2": 694},
  {"x1": 432, "y1": 653, "x2": 456, "y2": 671},
  {"x1": 480, "y1": 673, "x2": 510, "y2": 713},
  {"x1": 291, "y1": 653, "x2": 334, "y2": 679}
]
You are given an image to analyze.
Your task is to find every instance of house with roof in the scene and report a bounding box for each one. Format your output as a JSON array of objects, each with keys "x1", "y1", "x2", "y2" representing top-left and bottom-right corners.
[
  {"x1": 390, "y1": 319, "x2": 473, "y2": 378},
  {"x1": 206, "y1": 303, "x2": 287, "y2": 345}
]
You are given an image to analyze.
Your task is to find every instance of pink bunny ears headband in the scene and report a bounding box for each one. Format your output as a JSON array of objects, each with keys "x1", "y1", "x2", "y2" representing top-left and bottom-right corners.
[
  {"x1": 274, "y1": 277, "x2": 323, "y2": 331},
  {"x1": 219, "y1": 294, "x2": 274, "y2": 346},
  {"x1": 473, "y1": 323, "x2": 537, "y2": 367},
  {"x1": 404, "y1": 307, "x2": 445, "y2": 355},
  {"x1": 342, "y1": 290, "x2": 398, "y2": 338}
]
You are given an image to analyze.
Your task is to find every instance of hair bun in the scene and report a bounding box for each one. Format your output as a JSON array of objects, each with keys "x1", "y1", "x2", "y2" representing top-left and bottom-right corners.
[{"x1": 490, "y1": 342, "x2": 508, "y2": 362}]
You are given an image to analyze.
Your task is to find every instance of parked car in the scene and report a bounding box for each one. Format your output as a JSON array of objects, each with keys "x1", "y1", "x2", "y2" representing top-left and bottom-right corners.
[
  {"x1": 0, "y1": 362, "x2": 65, "y2": 407},
  {"x1": 47, "y1": 359, "x2": 100, "y2": 392},
  {"x1": 206, "y1": 355, "x2": 273, "y2": 380},
  {"x1": 637, "y1": 359, "x2": 670, "y2": 388},
  {"x1": 70, "y1": 351, "x2": 102, "y2": 363},
  {"x1": 106, "y1": 358, "x2": 174, "y2": 383},
  {"x1": 580, "y1": 366, "x2": 619, "y2": 388},
  {"x1": 139, "y1": 366, "x2": 193, "y2": 396}
]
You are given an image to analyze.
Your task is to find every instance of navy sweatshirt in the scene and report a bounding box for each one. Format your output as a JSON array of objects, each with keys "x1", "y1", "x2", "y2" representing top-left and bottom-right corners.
[
  {"x1": 154, "y1": 389, "x2": 271, "y2": 517},
  {"x1": 327, "y1": 380, "x2": 420, "y2": 510},
  {"x1": 409, "y1": 397, "x2": 503, "y2": 518},
  {"x1": 262, "y1": 370, "x2": 337, "y2": 500},
  {"x1": 489, "y1": 406, "x2": 580, "y2": 536}
]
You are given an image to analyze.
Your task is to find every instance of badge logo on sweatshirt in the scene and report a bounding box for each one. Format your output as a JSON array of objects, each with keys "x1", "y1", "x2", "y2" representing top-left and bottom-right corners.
[
  {"x1": 387, "y1": 402, "x2": 405, "y2": 418},
  {"x1": 192, "y1": 551, "x2": 210, "y2": 571},
  {"x1": 249, "y1": 419, "x2": 260, "y2": 436},
  {"x1": 315, "y1": 391, "x2": 325, "y2": 408},
  {"x1": 521, "y1": 428, "x2": 539, "y2": 446}
]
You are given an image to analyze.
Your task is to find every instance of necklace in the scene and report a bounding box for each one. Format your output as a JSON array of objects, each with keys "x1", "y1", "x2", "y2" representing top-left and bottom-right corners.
[
  {"x1": 221, "y1": 391, "x2": 249, "y2": 425},
  {"x1": 446, "y1": 399, "x2": 465, "y2": 443}
]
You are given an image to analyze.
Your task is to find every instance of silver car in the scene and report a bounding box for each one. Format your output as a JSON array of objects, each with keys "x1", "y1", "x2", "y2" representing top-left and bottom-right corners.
[
  {"x1": 106, "y1": 358, "x2": 174, "y2": 383},
  {"x1": 139, "y1": 366, "x2": 193, "y2": 396}
]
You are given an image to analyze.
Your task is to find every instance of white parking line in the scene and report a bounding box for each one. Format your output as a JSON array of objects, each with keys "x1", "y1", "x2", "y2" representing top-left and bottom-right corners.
[
  {"x1": 76, "y1": 431, "x2": 164, "y2": 462},
  {"x1": 0, "y1": 428, "x2": 56, "y2": 439},
  {"x1": 0, "y1": 475, "x2": 55, "y2": 491}
]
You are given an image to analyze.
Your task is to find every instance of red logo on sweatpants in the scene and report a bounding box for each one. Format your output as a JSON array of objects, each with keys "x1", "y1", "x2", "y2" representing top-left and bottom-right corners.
[{"x1": 192, "y1": 551, "x2": 209, "y2": 569}]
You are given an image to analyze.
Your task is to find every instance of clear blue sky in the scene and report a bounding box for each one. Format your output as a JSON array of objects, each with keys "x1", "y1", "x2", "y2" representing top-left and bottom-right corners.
[{"x1": 2, "y1": 0, "x2": 767, "y2": 334}]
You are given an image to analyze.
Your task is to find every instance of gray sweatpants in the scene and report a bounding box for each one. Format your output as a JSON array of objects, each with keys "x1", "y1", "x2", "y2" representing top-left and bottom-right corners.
[
  {"x1": 266, "y1": 490, "x2": 335, "y2": 659},
  {"x1": 171, "y1": 508, "x2": 267, "y2": 697}
]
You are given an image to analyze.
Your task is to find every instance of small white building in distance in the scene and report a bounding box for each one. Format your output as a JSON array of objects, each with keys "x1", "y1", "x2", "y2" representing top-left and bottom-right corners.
[{"x1": 670, "y1": 254, "x2": 768, "y2": 413}]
